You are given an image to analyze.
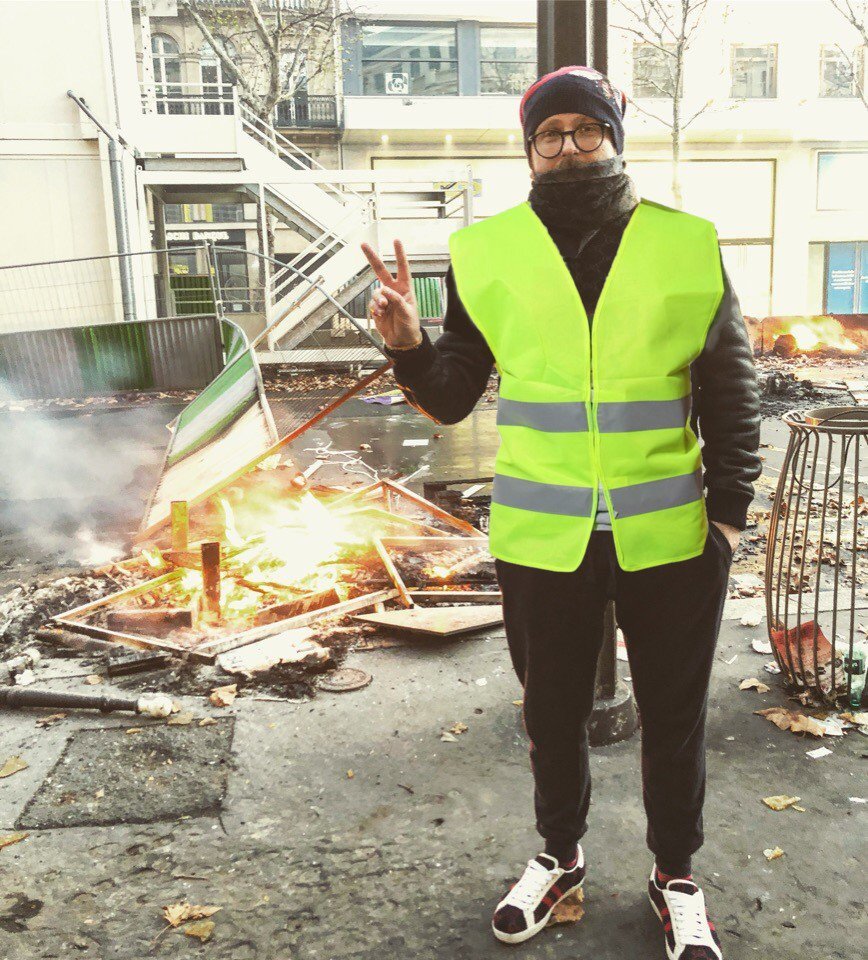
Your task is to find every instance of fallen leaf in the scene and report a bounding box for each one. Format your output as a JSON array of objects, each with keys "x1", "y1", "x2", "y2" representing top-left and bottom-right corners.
[
  {"x1": 198, "y1": 717, "x2": 218, "y2": 727},
  {"x1": 0, "y1": 757, "x2": 28, "y2": 779},
  {"x1": 762, "y1": 795, "x2": 801, "y2": 811},
  {"x1": 125, "y1": 728, "x2": 144, "y2": 735},
  {"x1": 84, "y1": 674, "x2": 104, "y2": 685},
  {"x1": 0, "y1": 832, "x2": 28, "y2": 851},
  {"x1": 755, "y1": 707, "x2": 826, "y2": 737},
  {"x1": 548, "y1": 888, "x2": 585, "y2": 925},
  {"x1": 841, "y1": 711, "x2": 868, "y2": 726},
  {"x1": 512, "y1": 700, "x2": 523, "y2": 707},
  {"x1": 35, "y1": 713, "x2": 66, "y2": 728},
  {"x1": 792, "y1": 805, "x2": 806, "y2": 812},
  {"x1": 447, "y1": 721, "x2": 468, "y2": 735},
  {"x1": 167, "y1": 712, "x2": 195, "y2": 726},
  {"x1": 740, "y1": 678, "x2": 771, "y2": 693},
  {"x1": 183, "y1": 920, "x2": 215, "y2": 942},
  {"x1": 347, "y1": 770, "x2": 354, "y2": 779},
  {"x1": 763, "y1": 847, "x2": 785, "y2": 860},
  {"x1": 95, "y1": 788, "x2": 105, "y2": 799},
  {"x1": 209, "y1": 684, "x2": 237, "y2": 708},
  {"x1": 162, "y1": 902, "x2": 222, "y2": 928}
]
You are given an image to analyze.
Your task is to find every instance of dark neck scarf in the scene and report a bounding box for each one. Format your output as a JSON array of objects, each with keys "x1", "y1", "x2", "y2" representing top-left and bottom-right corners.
[{"x1": 527, "y1": 154, "x2": 640, "y2": 238}]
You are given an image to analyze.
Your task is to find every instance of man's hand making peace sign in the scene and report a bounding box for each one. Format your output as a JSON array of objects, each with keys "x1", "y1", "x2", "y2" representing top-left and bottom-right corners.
[{"x1": 360, "y1": 238, "x2": 423, "y2": 350}]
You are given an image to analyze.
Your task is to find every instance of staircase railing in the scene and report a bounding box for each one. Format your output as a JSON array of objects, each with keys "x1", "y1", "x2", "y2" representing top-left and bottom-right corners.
[{"x1": 239, "y1": 102, "x2": 366, "y2": 206}]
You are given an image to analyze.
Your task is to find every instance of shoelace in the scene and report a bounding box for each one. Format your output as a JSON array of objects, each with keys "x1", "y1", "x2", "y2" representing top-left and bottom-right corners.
[
  {"x1": 507, "y1": 860, "x2": 558, "y2": 910},
  {"x1": 667, "y1": 888, "x2": 714, "y2": 945}
]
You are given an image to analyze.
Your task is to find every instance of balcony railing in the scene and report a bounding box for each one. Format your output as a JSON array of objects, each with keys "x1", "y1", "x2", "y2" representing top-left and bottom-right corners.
[
  {"x1": 140, "y1": 82, "x2": 236, "y2": 116},
  {"x1": 273, "y1": 95, "x2": 340, "y2": 130}
]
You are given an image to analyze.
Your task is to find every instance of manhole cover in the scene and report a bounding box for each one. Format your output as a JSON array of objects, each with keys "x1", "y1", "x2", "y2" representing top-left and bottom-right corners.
[{"x1": 317, "y1": 667, "x2": 371, "y2": 692}]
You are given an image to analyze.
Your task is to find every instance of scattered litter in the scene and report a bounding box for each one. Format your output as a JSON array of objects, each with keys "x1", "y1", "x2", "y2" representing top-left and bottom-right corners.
[
  {"x1": 763, "y1": 847, "x2": 785, "y2": 861},
  {"x1": 751, "y1": 638, "x2": 773, "y2": 655},
  {"x1": 475, "y1": 677, "x2": 487, "y2": 686},
  {"x1": 199, "y1": 717, "x2": 218, "y2": 727},
  {"x1": 849, "y1": 797, "x2": 866, "y2": 804},
  {"x1": 723, "y1": 654, "x2": 738, "y2": 665},
  {"x1": 0, "y1": 832, "x2": 28, "y2": 851},
  {"x1": 806, "y1": 746, "x2": 833, "y2": 759},
  {"x1": 763, "y1": 795, "x2": 801, "y2": 811},
  {"x1": 741, "y1": 612, "x2": 764, "y2": 627},
  {"x1": 764, "y1": 661, "x2": 782, "y2": 674},
  {"x1": 446, "y1": 721, "x2": 468, "y2": 736},
  {"x1": 209, "y1": 684, "x2": 237, "y2": 707},
  {"x1": 14, "y1": 669, "x2": 36, "y2": 687},
  {"x1": 346, "y1": 770, "x2": 354, "y2": 779},
  {"x1": 439, "y1": 731, "x2": 458, "y2": 742},
  {"x1": 0, "y1": 756, "x2": 28, "y2": 779},
  {"x1": 740, "y1": 678, "x2": 770, "y2": 692},
  {"x1": 815, "y1": 717, "x2": 845, "y2": 737},
  {"x1": 402, "y1": 438, "x2": 429, "y2": 446},
  {"x1": 512, "y1": 699, "x2": 523, "y2": 707},
  {"x1": 755, "y1": 706, "x2": 827, "y2": 737},
  {"x1": 362, "y1": 389, "x2": 407, "y2": 406},
  {"x1": 84, "y1": 674, "x2": 104, "y2": 685}
]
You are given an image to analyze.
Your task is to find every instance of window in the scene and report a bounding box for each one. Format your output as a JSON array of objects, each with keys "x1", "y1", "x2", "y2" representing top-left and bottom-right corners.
[
  {"x1": 731, "y1": 44, "x2": 777, "y2": 98},
  {"x1": 825, "y1": 243, "x2": 868, "y2": 313},
  {"x1": 361, "y1": 23, "x2": 458, "y2": 95},
  {"x1": 199, "y1": 38, "x2": 237, "y2": 115},
  {"x1": 151, "y1": 33, "x2": 182, "y2": 115},
  {"x1": 819, "y1": 44, "x2": 862, "y2": 97},
  {"x1": 633, "y1": 42, "x2": 680, "y2": 98},
  {"x1": 479, "y1": 26, "x2": 536, "y2": 95},
  {"x1": 816, "y1": 151, "x2": 868, "y2": 211},
  {"x1": 164, "y1": 203, "x2": 246, "y2": 224}
]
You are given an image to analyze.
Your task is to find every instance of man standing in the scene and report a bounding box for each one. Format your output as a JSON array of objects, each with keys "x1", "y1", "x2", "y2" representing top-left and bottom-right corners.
[{"x1": 360, "y1": 65, "x2": 761, "y2": 960}]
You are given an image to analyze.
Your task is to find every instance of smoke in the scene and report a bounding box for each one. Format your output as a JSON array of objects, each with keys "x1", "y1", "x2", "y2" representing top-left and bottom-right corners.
[{"x1": 0, "y1": 380, "x2": 169, "y2": 569}]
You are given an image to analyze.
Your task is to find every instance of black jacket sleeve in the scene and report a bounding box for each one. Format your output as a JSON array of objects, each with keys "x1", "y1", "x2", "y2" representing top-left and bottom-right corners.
[
  {"x1": 691, "y1": 250, "x2": 763, "y2": 531},
  {"x1": 383, "y1": 263, "x2": 494, "y2": 425}
]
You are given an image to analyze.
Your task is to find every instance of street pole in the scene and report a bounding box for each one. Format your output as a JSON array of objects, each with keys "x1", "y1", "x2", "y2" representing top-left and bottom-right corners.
[{"x1": 536, "y1": 1, "x2": 638, "y2": 746}]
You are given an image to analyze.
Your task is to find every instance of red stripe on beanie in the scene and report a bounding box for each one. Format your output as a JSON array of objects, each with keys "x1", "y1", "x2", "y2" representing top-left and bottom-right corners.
[{"x1": 519, "y1": 65, "x2": 602, "y2": 122}]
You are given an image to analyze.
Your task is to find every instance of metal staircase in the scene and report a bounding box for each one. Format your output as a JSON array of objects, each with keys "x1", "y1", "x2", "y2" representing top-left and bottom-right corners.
[{"x1": 136, "y1": 84, "x2": 474, "y2": 364}]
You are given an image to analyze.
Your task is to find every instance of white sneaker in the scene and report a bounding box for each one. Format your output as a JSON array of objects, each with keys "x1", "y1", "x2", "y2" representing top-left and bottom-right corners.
[
  {"x1": 491, "y1": 847, "x2": 585, "y2": 944},
  {"x1": 647, "y1": 865, "x2": 723, "y2": 959}
]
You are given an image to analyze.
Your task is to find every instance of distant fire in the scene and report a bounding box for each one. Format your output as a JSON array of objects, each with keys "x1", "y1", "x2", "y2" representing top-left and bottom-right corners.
[{"x1": 750, "y1": 314, "x2": 866, "y2": 356}]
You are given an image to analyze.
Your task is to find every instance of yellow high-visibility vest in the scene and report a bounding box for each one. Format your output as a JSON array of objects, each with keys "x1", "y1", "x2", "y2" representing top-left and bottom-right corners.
[{"x1": 448, "y1": 197, "x2": 724, "y2": 572}]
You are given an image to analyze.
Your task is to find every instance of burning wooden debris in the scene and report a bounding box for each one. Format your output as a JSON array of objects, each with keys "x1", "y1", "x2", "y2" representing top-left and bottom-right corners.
[{"x1": 51, "y1": 472, "x2": 499, "y2": 665}]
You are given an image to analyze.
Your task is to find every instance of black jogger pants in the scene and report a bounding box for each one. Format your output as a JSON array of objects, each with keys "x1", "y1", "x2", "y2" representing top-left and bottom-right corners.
[{"x1": 494, "y1": 523, "x2": 734, "y2": 869}]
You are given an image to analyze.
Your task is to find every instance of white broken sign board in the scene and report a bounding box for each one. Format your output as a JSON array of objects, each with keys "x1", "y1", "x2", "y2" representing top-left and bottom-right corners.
[
  {"x1": 216, "y1": 627, "x2": 327, "y2": 675},
  {"x1": 352, "y1": 605, "x2": 503, "y2": 637}
]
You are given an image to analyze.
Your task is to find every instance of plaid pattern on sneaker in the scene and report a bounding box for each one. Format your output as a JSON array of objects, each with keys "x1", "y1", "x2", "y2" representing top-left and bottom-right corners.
[
  {"x1": 648, "y1": 866, "x2": 723, "y2": 960},
  {"x1": 492, "y1": 847, "x2": 585, "y2": 944}
]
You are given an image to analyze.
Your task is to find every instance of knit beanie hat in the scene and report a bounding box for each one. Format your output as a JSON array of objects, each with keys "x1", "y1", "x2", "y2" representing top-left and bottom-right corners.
[{"x1": 519, "y1": 65, "x2": 628, "y2": 161}]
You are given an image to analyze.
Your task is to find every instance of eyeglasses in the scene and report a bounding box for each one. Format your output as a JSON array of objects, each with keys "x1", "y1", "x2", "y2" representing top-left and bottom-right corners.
[{"x1": 526, "y1": 122, "x2": 611, "y2": 158}]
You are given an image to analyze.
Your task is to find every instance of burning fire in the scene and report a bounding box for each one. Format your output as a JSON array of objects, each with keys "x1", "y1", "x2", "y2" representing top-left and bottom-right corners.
[{"x1": 775, "y1": 316, "x2": 861, "y2": 353}]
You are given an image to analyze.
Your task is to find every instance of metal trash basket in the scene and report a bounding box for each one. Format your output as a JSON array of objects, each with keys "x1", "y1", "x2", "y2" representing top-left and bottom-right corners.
[{"x1": 765, "y1": 406, "x2": 868, "y2": 705}]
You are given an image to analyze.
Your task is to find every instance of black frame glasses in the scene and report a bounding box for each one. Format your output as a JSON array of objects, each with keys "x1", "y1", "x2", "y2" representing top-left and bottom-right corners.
[{"x1": 526, "y1": 122, "x2": 611, "y2": 158}]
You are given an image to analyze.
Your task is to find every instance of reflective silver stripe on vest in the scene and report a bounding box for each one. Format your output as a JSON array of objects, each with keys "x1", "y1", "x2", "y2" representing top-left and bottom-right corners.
[
  {"x1": 596, "y1": 395, "x2": 691, "y2": 432},
  {"x1": 497, "y1": 395, "x2": 690, "y2": 433},
  {"x1": 497, "y1": 397, "x2": 589, "y2": 432},
  {"x1": 493, "y1": 474, "x2": 595, "y2": 517},
  {"x1": 608, "y1": 467, "x2": 703, "y2": 519}
]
